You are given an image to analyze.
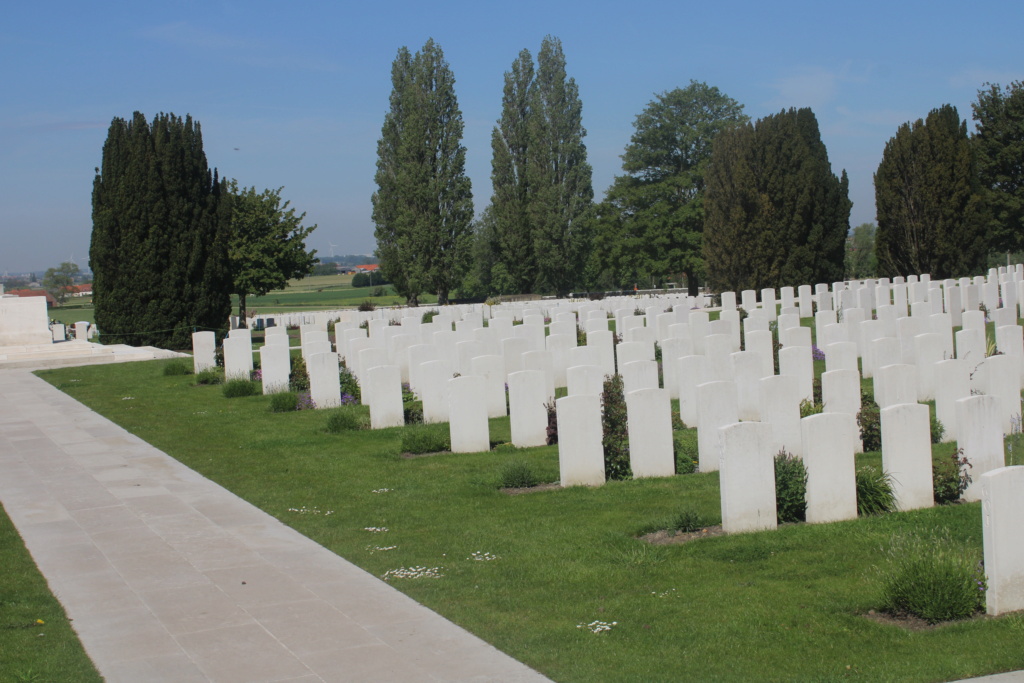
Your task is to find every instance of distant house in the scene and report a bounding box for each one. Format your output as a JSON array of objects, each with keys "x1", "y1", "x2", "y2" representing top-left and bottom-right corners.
[
  {"x1": 355, "y1": 264, "x2": 380, "y2": 273},
  {"x1": 70, "y1": 284, "x2": 92, "y2": 296},
  {"x1": 7, "y1": 289, "x2": 57, "y2": 307}
]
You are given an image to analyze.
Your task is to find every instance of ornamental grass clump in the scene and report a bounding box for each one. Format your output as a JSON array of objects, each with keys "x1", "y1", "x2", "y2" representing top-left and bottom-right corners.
[
  {"x1": 268, "y1": 391, "x2": 299, "y2": 413},
  {"x1": 856, "y1": 466, "x2": 897, "y2": 516},
  {"x1": 325, "y1": 406, "x2": 367, "y2": 432},
  {"x1": 499, "y1": 460, "x2": 538, "y2": 489},
  {"x1": 400, "y1": 424, "x2": 450, "y2": 454},
  {"x1": 877, "y1": 529, "x2": 986, "y2": 623},
  {"x1": 668, "y1": 508, "x2": 714, "y2": 533},
  {"x1": 194, "y1": 368, "x2": 224, "y2": 385},
  {"x1": 162, "y1": 360, "x2": 192, "y2": 376},
  {"x1": 222, "y1": 378, "x2": 260, "y2": 398},
  {"x1": 774, "y1": 450, "x2": 807, "y2": 523}
]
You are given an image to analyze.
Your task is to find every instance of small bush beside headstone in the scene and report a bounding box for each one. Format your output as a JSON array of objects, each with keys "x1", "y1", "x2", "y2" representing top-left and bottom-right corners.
[{"x1": 222, "y1": 379, "x2": 260, "y2": 398}]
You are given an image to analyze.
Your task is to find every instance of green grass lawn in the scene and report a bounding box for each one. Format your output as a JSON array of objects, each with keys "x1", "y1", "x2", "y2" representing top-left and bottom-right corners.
[
  {"x1": 0, "y1": 503, "x2": 103, "y2": 683},
  {"x1": 29, "y1": 359, "x2": 1024, "y2": 683}
]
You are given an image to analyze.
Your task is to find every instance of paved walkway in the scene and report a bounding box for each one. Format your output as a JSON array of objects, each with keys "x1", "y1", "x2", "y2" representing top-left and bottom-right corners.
[{"x1": 0, "y1": 367, "x2": 550, "y2": 683}]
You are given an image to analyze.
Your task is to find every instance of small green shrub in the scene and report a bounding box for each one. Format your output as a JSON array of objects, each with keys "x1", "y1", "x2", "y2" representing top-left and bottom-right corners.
[
  {"x1": 799, "y1": 399, "x2": 823, "y2": 418},
  {"x1": 601, "y1": 374, "x2": 632, "y2": 480},
  {"x1": 774, "y1": 450, "x2": 807, "y2": 523},
  {"x1": 403, "y1": 400, "x2": 423, "y2": 425},
  {"x1": 358, "y1": 300, "x2": 376, "y2": 312},
  {"x1": 499, "y1": 460, "x2": 538, "y2": 488},
  {"x1": 339, "y1": 365, "x2": 361, "y2": 403},
  {"x1": 222, "y1": 379, "x2": 261, "y2": 398},
  {"x1": 289, "y1": 354, "x2": 310, "y2": 392},
  {"x1": 268, "y1": 391, "x2": 298, "y2": 413},
  {"x1": 878, "y1": 529, "x2": 986, "y2": 623},
  {"x1": 931, "y1": 413, "x2": 946, "y2": 444},
  {"x1": 351, "y1": 272, "x2": 371, "y2": 287},
  {"x1": 545, "y1": 400, "x2": 558, "y2": 445},
  {"x1": 194, "y1": 368, "x2": 224, "y2": 385},
  {"x1": 857, "y1": 399, "x2": 882, "y2": 452},
  {"x1": 673, "y1": 429, "x2": 698, "y2": 474},
  {"x1": 421, "y1": 309, "x2": 439, "y2": 324},
  {"x1": 325, "y1": 406, "x2": 368, "y2": 432},
  {"x1": 163, "y1": 360, "x2": 193, "y2": 376},
  {"x1": 856, "y1": 466, "x2": 897, "y2": 516},
  {"x1": 400, "y1": 424, "x2": 451, "y2": 454},
  {"x1": 933, "y1": 448, "x2": 973, "y2": 504}
]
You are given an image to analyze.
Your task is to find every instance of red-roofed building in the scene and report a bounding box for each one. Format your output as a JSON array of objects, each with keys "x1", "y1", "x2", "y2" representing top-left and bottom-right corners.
[
  {"x1": 69, "y1": 284, "x2": 92, "y2": 296},
  {"x1": 7, "y1": 289, "x2": 57, "y2": 306},
  {"x1": 355, "y1": 264, "x2": 380, "y2": 272}
]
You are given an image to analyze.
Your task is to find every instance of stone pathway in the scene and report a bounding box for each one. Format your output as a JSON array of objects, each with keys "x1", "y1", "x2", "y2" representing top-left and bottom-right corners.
[{"x1": 0, "y1": 368, "x2": 550, "y2": 683}]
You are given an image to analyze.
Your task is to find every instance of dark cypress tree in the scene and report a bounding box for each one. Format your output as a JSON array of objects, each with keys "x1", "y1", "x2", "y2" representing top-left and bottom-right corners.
[
  {"x1": 90, "y1": 112, "x2": 229, "y2": 348},
  {"x1": 973, "y1": 82, "x2": 1024, "y2": 254},
  {"x1": 874, "y1": 105, "x2": 984, "y2": 279},
  {"x1": 703, "y1": 108, "x2": 850, "y2": 292}
]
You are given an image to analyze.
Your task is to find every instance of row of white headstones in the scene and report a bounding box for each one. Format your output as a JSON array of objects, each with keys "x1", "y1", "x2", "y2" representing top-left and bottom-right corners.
[{"x1": 191, "y1": 266, "x2": 1024, "y2": 616}]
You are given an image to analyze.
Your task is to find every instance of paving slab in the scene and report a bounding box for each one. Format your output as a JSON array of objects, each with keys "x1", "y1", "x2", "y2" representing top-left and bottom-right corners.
[{"x1": 0, "y1": 368, "x2": 551, "y2": 683}]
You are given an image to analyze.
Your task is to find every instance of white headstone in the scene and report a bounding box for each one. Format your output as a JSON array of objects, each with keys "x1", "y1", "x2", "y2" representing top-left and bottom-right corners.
[
  {"x1": 718, "y1": 421, "x2": 777, "y2": 533},
  {"x1": 626, "y1": 388, "x2": 675, "y2": 478},
  {"x1": 259, "y1": 344, "x2": 291, "y2": 394},
  {"x1": 697, "y1": 381, "x2": 738, "y2": 472},
  {"x1": 449, "y1": 375, "x2": 490, "y2": 453},
  {"x1": 308, "y1": 351, "x2": 341, "y2": 409},
  {"x1": 801, "y1": 413, "x2": 858, "y2": 523},
  {"x1": 881, "y1": 403, "x2": 934, "y2": 511},
  {"x1": 192, "y1": 331, "x2": 216, "y2": 374},
  {"x1": 556, "y1": 394, "x2": 606, "y2": 487},
  {"x1": 508, "y1": 370, "x2": 548, "y2": 448},
  {"x1": 981, "y1": 466, "x2": 1024, "y2": 615}
]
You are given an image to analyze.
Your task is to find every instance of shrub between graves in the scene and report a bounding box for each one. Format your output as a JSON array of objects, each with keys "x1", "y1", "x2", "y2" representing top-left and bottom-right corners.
[
  {"x1": 544, "y1": 400, "x2": 558, "y2": 445},
  {"x1": 222, "y1": 379, "x2": 260, "y2": 398},
  {"x1": 403, "y1": 400, "x2": 423, "y2": 425},
  {"x1": 340, "y1": 366, "x2": 361, "y2": 403},
  {"x1": 774, "y1": 451, "x2": 807, "y2": 523},
  {"x1": 400, "y1": 424, "x2": 450, "y2": 454},
  {"x1": 878, "y1": 529, "x2": 986, "y2": 623},
  {"x1": 933, "y1": 449, "x2": 973, "y2": 504},
  {"x1": 601, "y1": 374, "x2": 632, "y2": 480},
  {"x1": 289, "y1": 355, "x2": 310, "y2": 392},
  {"x1": 857, "y1": 399, "x2": 882, "y2": 452},
  {"x1": 499, "y1": 460, "x2": 538, "y2": 488},
  {"x1": 268, "y1": 391, "x2": 299, "y2": 413},
  {"x1": 856, "y1": 466, "x2": 897, "y2": 516},
  {"x1": 673, "y1": 429, "x2": 698, "y2": 474},
  {"x1": 799, "y1": 399, "x2": 823, "y2": 418}
]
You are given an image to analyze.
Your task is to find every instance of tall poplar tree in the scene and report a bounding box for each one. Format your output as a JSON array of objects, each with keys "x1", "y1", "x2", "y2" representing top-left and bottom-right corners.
[
  {"x1": 526, "y1": 36, "x2": 593, "y2": 297},
  {"x1": 372, "y1": 39, "x2": 474, "y2": 306},
  {"x1": 973, "y1": 81, "x2": 1024, "y2": 254},
  {"x1": 490, "y1": 49, "x2": 536, "y2": 294},
  {"x1": 703, "y1": 108, "x2": 850, "y2": 292},
  {"x1": 874, "y1": 104, "x2": 984, "y2": 279},
  {"x1": 598, "y1": 82, "x2": 747, "y2": 295},
  {"x1": 90, "y1": 112, "x2": 230, "y2": 348}
]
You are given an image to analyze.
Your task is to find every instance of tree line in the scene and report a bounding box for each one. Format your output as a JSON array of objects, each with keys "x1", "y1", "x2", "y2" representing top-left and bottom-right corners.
[
  {"x1": 90, "y1": 112, "x2": 317, "y2": 348},
  {"x1": 374, "y1": 39, "x2": 1024, "y2": 302}
]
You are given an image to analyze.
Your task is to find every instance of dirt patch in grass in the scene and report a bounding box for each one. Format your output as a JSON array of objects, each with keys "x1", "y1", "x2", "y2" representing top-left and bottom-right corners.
[
  {"x1": 502, "y1": 482, "x2": 561, "y2": 495},
  {"x1": 861, "y1": 609, "x2": 989, "y2": 631},
  {"x1": 641, "y1": 526, "x2": 727, "y2": 544},
  {"x1": 400, "y1": 451, "x2": 451, "y2": 459}
]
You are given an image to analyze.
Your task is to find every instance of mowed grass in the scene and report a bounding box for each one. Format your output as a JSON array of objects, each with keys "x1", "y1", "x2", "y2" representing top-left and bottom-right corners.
[
  {"x1": 241, "y1": 273, "x2": 437, "y2": 313},
  {"x1": 0, "y1": 503, "x2": 103, "y2": 683},
  {"x1": 33, "y1": 359, "x2": 1024, "y2": 683}
]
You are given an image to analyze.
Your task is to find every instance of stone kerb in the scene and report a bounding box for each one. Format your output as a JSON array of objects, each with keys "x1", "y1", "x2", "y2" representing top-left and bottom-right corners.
[
  {"x1": 697, "y1": 380, "x2": 738, "y2": 472},
  {"x1": 626, "y1": 387, "x2": 675, "y2": 478},
  {"x1": 308, "y1": 351, "x2": 342, "y2": 409},
  {"x1": 981, "y1": 466, "x2": 1024, "y2": 616},
  {"x1": 718, "y1": 421, "x2": 777, "y2": 533},
  {"x1": 880, "y1": 403, "x2": 934, "y2": 511},
  {"x1": 801, "y1": 412, "x2": 857, "y2": 523},
  {"x1": 956, "y1": 394, "x2": 1006, "y2": 502},
  {"x1": 508, "y1": 370, "x2": 548, "y2": 448},
  {"x1": 191, "y1": 331, "x2": 216, "y2": 374},
  {"x1": 367, "y1": 364, "x2": 405, "y2": 429},
  {"x1": 448, "y1": 375, "x2": 490, "y2": 453},
  {"x1": 259, "y1": 343, "x2": 291, "y2": 394}
]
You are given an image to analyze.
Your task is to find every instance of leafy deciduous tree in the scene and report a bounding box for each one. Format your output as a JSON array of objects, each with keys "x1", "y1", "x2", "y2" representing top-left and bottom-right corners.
[
  {"x1": 372, "y1": 39, "x2": 474, "y2": 306},
  {"x1": 845, "y1": 223, "x2": 878, "y2": 279},
  {"x1": 874, "y1": 104, "x2": 984, "y2": 279},
  {"x1": 597, "y1": 81, "x2": 747, "y2": 295},
  {"x1": 226, "y1": 181, "x2": 317, "y2": 324},
  {"x1": 42, "y1": 261, "x2": 80, "y2": 306}
]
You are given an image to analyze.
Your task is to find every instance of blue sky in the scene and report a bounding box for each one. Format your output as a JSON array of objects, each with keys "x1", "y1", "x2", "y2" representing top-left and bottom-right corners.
[{"x1": 2, "y1": 0, "x2": 1021, "y2": 274}]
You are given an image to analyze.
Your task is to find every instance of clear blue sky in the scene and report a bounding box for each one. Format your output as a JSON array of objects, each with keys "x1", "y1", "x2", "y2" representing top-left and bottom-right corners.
[{"x1": 2, "y1": 0, "x2": 1021, "y2": 274}]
